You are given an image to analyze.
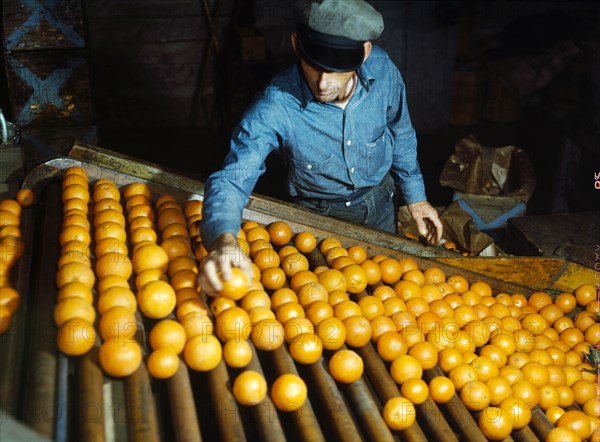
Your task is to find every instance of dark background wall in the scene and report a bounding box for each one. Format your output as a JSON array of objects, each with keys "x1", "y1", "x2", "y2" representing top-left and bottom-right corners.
[{"x1": 2, "y1": 1, "x2": 599, "y2": 214}]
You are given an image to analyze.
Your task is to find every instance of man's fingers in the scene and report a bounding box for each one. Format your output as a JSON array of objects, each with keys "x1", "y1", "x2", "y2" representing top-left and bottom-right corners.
[{"x1": 201, "y1": 259, "x2": 223, "y2": 295}]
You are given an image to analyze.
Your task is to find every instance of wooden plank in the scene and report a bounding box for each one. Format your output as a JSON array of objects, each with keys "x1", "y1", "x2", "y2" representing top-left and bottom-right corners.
[
  {"x1": 550, "y1": 261, "x2": 598, "y2": 293},
  {"x1": 433, "y1": 257, "x2": 565, "y2": 292},
  {"x1": 5, "y1": 51, "x2": 93, "y2": 127},
  {"x1": 3, "y1": 0, "x2": 85, "y2": 51}
]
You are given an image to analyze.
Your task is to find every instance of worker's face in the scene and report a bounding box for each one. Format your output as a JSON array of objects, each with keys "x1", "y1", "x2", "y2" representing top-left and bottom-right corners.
[
  {"x1": 291, "y1": 33, "x2": 372, "y2": 103},
  {"x1": 299, "y1": 58, "x2": 355, "y2": 102}
]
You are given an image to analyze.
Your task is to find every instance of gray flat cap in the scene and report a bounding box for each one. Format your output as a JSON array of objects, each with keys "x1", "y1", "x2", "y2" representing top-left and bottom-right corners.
[{"x1": 293, "y1": 0, "x2": 384, "y2": 42}]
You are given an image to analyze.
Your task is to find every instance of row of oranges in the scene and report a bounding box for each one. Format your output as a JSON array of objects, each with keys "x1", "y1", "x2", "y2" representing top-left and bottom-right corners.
[
  {"x1": 0, "y1": 189, "x2": 32, "y2": 333},
  {"x1": 188, "y1": 219, "x2": 599, "y2": 440},
  {"x1": 48, "y1": 169, "x2": 598, "y2": 439}
]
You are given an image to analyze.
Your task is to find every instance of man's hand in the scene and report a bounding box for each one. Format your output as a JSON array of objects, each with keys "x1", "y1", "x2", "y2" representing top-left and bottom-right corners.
[
  {"x1": 198, "y1": 232, "x2": 253, "y2": 296},
  {"x1": 407, "y1": 201, "x2": 443, "y2": 244}
]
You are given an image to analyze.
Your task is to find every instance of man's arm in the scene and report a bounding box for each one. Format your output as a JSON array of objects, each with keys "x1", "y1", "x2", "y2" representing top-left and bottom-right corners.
[{"x1": 199, "y1": 98, "x2": 284, "y2": 294}]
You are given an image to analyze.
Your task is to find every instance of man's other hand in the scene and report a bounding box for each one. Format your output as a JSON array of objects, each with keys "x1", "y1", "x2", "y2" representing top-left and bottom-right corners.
[
  {"x1": 198, "y1": 232, "x2": 253, "y2": 296},
  {"x1": 407, "y1": 201, "x2": 443, "y2": 244}
]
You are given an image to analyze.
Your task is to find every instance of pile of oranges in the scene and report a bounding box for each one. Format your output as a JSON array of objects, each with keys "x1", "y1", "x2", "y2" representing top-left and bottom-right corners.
[
  {"x1": 47, "y1": 168, "x2": 599, "y2": 441},
  {"x1": 0, "y1": 188, "x2": 32, "y2": 333}
]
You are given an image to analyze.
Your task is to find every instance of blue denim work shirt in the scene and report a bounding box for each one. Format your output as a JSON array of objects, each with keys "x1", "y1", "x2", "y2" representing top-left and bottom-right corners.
[{"x1": 201, "y1": 46, "x2": 427, "y2": 247}]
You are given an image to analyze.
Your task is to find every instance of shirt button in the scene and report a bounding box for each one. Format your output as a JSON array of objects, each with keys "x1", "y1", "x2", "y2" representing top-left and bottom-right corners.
[
  {"x1": 306, "y1": 164, "x2": 313, "y2": 170},
  {"x1": 351, "y1": 167, "x2": 355, "y2": 173},
  {"x1": 347, "y1": 140, "x2": 352, "y2": 145}
]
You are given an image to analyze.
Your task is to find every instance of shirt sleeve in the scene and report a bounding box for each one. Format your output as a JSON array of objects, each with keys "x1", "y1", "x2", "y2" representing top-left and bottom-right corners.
[
  {"x1": 387, "y1": 66, "x2": 427, "y2": 205},
  {"x1": 200, "y1": 98, "x2": 283, "y2": 247}
]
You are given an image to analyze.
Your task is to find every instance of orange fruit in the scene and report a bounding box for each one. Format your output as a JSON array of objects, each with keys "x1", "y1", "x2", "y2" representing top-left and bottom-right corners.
[
  {"x1": 317, "y1": 269, "x2": 347, "y2": 293},
  {"x1": 393, "y1": 280, "x2": 422, "y2": 302},
  {"x1": 370, "y1": 316, "x2": 397, "y2": 342},
  {"x1": 97, "y1": 286, "x2": 137, "y2": 315},
  {"x1": 270, "y1": 288, "x2": 298, "y2": 311},
  {"x1": 215, "y1": 268, "x2": 249, "y2": 301},
  {"x1": 378, "y1": 258, "x2": 402, "y2": 285},
  {"x1": 340, "y1": 264, "x2": 367, "y2": 294},
  {"x1": 179, "y1": 312, "x2": 214, "y2": 339},
  {"x1": 423, "y1": 267, "x2": 446, "y2": 285},
  {"x1": 0, "y1": 286, "x2": 20, "y2": 315},
  {"x1": 555, "y1": 293, "x2": 577, "y2": 314},
  {"x1": 560, "y1": 327, "x2": 585, "y2": 349},
  {"x1": 572, "y1": 379, "x2": 595, "y2": 406},
  {"x1": 297, "y1": 282, "x2": 329, "y2": 308},
  {"x1": 56, "y1": 318, "x2": 96, "y2": 356},
  {"x1": 95, "y1": 252, "x2": 132, "y2": 280},
  {"x1": 486, "y1": 376, "x2": 512, "y2": 406},
  {"x1": 447, "y1": 275, "x2": 469, "y2": 293},
  {"x1": 574, "y1": 284, "x2": 596, "y2": 307},
  {"x1": 15, "y1": 188, "x2": 34, "y2": 207},
  {"x1": 408, "y1": 341, "x2": 438, "y2": 370},
  {"x1": 437, "y1": 348, "x2": 463, "y2": 373},
  {"x1": 281, "y1": 252, "x2": 309, "y2": 277},
  {"x1": 460, "y1": 380, "x2": 491, "y2": 411},
  {"x1": 347, "y1": 245, "x2": 367, "y2": 264},
  {"x1": 147, "y1": 348, "x2": 180, "y2": 379},
  {"x1": 574, "y1": 311, "x2": 596, "y2": 332},
  {"x1": 222, "y1": 339, "x2": 253, "y2": 368},
  {"x1": 376, "y1": 330, "x2": 407, "y2": 361},
  {"x1": 333, "y1": 300, "x2": 362, "y2": 321},
  {"x1": 357, "y1": 295, "x2": 385, "y2": 320},
  {"x1": 359, "y1": 259, "x2": 382, "y2": 286},
  {"x1": 131, "y1": 243, "x2": 169, "y2": 274},
  {"x1": 537, "y1": 384, "x2": 560, "y2": 411},
  {"x1": 137, "y1": 280, "x2": 176, "y2": 319},
  {"x1": 520, "y1": 313, "x2": 548, "y2": 336},
  {"x1": 149, "y1": 319, "x2": 186, "y2": 353},
  {"x1": 56, "y1": 262, "x2": 96, "y2": 289},
  {"x1": 275, "y1": 302, "x2": 305, "y2": 324},
  {"x1": 470, "y1": 356, "x2": 499, "y2": 382},
  {"x1": 499, "y1": 396, "x2": 532, "y2": 430},
  {"x1": 315, "y1": 316, "x2": 346, "y2": 351},
  {"x1": 98, "y1": 305, "x2": 137, "y2": 342},
  {"x1": 327, "y1": 349, "x2": 363, "y2": 384},
  {"x1": 402, "y1": 269, "x2": 425, "y2": 287},
  {"x1": 56, "y1": 281, "x2": 93, "y2": 304},
  {"x1": 293, "y1": 231, "x2": 317, "y2": 254},
  {"x1": 53, "y1": 297, "x2": 96, "y2": 327},
  {"x1": 545, "y1": 427, "x2": 583, "y2": 442},
  {"x1": 401, "y1": 378, "x2": 429, "y2": 404},
  {"x1": 428, "y1": 375, "x2": 455, "y2": 404},
  {"x1": 342, "y1": 315, "x2": 372, "y2": 348},
  {"x1": 94, "y1": 221, "x2": 127, "y2": 243},
  {"x1": 215, "y1": 306, "x2": 252, "y2": 342},
  {"x1": 305, "y1": 300, "x2": 333, "y2": 325},
  {"x1": 232, "y1": 370, "x2": 267, "y2": 406},
  {"x1": 99, "y1": 340, "x2": 142, "y2": 377},
  {"x1": 545, "y1": 405, "x2": 566, "y2": 424},
  {"x1": 283, "y1": 317, "x2": 314, "y2": 343},
  {"x1": 289, "y1": 332, "x2": 323, "y2": 364},
  {"x1": 183, "y1": 333, "x2": 222, "y2": 372},
  {"x1": 266, "y1": 220, "x2": 292, "y2": 246},
  {"x1": 478, "y1": 406, "x2": 513, "y2": 441},
  {"x1": 557, "y1": 410, "x2": 592, "y2": 440},
  {"x1": 449, "y1": 363, "x2": 478, "y2": 391},
  {"x1": 382, "y1": 396, "x2": 416, "y2": 431},
  {"x1": 390, "y1": 354, "x2": 422, "y2": 385},
  {"x1": 251, "y1": 319, "x2": 284, "y2": 351},
  {"x1": 270, "y1": 373, "x2": 307, "y2": 412}
]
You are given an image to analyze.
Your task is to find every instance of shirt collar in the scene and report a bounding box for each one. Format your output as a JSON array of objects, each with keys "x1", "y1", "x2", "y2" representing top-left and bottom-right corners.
[{"x1": 297, "y1": 59, "x2": 376, "y2": 111}]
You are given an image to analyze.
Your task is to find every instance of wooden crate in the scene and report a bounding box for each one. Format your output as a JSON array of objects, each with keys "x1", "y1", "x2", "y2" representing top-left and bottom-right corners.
[
  {"x1": 5, "y1": 50, "x2": 94, "y2": 127},
  {"x1": 2, "y1": 0, "x2": 85, "y2": 51}
]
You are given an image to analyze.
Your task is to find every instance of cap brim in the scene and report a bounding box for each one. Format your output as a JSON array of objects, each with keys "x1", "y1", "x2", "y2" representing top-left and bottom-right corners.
[{"x1": 298, "y1": 38, "x2": 364, "y2": 73}]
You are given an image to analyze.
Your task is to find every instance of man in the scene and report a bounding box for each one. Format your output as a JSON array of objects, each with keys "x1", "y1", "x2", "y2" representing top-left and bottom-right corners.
[{"x1": 199, "y1": 0, "x2": 443, "y2": 294}]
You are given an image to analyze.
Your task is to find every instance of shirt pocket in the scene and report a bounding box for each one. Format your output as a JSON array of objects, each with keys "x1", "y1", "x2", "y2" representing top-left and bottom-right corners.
[
  {"x1": 366, "y1": 130, "x2": 390, "y2": 177},
  {"x1": 288, "y1": 153, "x2": 337, "y2": 195}
]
